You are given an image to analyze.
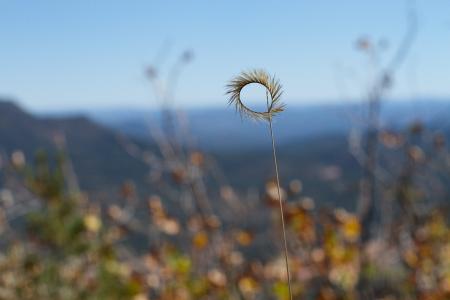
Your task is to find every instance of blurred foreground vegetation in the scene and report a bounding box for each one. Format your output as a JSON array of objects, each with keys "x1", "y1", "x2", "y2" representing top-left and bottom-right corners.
[{"x1": 1, "y1": 120, "x2": 450, "y2": 300}]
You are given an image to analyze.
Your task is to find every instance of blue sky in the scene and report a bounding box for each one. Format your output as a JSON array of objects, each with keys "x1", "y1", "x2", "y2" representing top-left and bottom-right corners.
[{"x1": 1, "y1": 0, "x2": 449, "y2": 111}]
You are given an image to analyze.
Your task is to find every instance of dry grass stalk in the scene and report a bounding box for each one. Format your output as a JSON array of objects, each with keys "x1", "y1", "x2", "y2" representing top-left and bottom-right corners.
[{"x1": 226, "y1": 69, "x2": 292, "y2": 300}]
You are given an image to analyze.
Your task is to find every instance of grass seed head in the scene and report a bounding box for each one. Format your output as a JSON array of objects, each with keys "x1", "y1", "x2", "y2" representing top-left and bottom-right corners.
[{"x1": 226, "y1": 69, "x2": 285, "y2": 121}]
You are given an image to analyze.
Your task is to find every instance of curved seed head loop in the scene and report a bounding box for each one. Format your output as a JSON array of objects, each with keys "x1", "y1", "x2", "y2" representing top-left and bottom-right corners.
[{"x1": 226, "y1": 70, "x2": 285, "y2": 121}]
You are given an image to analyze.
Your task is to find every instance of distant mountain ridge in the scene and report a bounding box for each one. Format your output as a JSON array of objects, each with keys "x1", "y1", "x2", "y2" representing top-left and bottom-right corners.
[
  {"x1": 0, "y1": 99, "x2": 361, "y2": 208},
  {"x1": 68, "y1": 99, "x2": 450, "y2": 151},
  {"x1": 0, "y1": 100, "x2": 150, "y2": 195},
  {"x1": 3, "y1": 98, "x2": 450, "y2": 210}
]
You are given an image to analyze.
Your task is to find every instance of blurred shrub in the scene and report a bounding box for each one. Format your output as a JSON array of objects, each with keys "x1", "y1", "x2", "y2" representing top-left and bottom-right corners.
[{"x1": 0, "y1": 147, "x2": 449, "y2": 300}]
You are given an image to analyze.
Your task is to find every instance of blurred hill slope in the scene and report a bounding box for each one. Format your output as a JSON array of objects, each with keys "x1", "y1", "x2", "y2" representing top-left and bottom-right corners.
[
  {"x1": 2, "y1": 98, "x2": 450, "y2": 209},
  {"x1": 0, "y1": 100, "x2": 149, "y2": 194}
]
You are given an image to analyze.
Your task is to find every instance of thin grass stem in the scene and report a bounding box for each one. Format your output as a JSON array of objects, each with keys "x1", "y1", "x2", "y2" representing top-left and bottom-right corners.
[
  {"x1": 266, "y1": 91, "x2": 293, "y2": 300},
  {"x1": 227, "y1": 70, "x2": 291, "y2": 299}
]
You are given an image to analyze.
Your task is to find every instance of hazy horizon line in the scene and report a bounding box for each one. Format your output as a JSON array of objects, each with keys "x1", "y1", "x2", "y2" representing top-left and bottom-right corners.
[{"x1": 2, "y1": 94, "x2": 450, "y2": 115}]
